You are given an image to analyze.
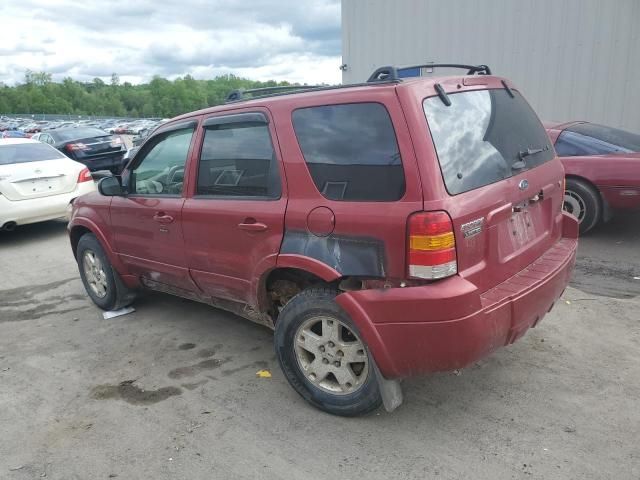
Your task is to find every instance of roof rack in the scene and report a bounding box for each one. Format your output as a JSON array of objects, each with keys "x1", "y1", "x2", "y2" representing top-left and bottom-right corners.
[
  {"x1": 225, "y1": 85, "x2": 324, "y2": 103},
  {"x1": 224, "y1": 80, "x2": 399, "y2": 104},
  {"x1": 367, "y1": 63, "x2": 492, "y2": 83}
]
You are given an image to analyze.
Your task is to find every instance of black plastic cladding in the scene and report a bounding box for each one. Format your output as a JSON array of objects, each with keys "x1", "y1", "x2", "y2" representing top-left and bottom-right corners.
[{"x1": 281, "y1": 231, "x2": 386, "y2": 277}]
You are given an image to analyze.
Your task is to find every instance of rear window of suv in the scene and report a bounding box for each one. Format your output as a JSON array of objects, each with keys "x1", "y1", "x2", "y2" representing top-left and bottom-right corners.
[
  {"x1": 292, "y1": 103, "x2": 405, "y2": 201},
  {"x1": 424, "y1": 89, "x2": 554, "y2": 195}
]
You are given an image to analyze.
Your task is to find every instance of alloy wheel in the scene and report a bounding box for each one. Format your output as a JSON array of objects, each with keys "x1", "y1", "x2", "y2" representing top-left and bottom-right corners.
[
  {"x1": 82, "y1": 250, "x2": 108, "y2": 298},
  {"x1": 563, "y1": 190, "x2": 586, "y2": 223},
  {"x1": 294, "y1": 315, "x2": 369, "y2": 395}
]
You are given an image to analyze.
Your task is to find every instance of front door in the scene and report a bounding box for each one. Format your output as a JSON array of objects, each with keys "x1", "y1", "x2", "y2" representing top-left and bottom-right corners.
[
  {"x1": 111, "y1": 123, "x2": 198, "y2": 291},
  {"x1": 182, "y1": 111, "x2": 287, "y2": 305}
]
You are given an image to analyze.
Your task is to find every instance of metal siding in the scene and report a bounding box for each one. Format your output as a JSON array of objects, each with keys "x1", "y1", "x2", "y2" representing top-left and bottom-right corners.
[{"x1": 341, "y1": 0, "x2": 640, "y2": 131}]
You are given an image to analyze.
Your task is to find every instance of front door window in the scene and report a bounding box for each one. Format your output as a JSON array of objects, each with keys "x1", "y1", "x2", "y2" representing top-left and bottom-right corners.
[{"x1": 131, "y1": 128, "x2": 194, "y2": 196}]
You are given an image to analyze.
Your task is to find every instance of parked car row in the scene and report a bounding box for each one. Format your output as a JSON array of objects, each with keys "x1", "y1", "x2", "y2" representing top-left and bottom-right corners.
[{"x1": 0, "y1": 116, "x2": 167, "y2": 138}]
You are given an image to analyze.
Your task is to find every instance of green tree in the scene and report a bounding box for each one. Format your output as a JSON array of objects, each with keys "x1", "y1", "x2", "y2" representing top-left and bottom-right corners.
[{"x1": 0, "y1": 70, "x2": 299, "y2": 118}]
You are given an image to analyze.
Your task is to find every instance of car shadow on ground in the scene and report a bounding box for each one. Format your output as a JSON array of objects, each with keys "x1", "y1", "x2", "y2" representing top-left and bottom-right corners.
[
  {"x1": 0, "y1": 220, "x2": 68, "y2": 247},
  {"x1": 571, "y1": 211, "x2": 640, "y2": 299}
]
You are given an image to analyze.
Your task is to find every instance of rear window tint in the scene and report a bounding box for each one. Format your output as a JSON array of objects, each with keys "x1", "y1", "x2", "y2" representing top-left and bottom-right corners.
[
  {"x1": 424, "y1": 89, "x2": 553, "y2": 195},
  {"x1": 555, "y1": 123, "x2": 640, "y2": 156},
  {"x1": 51, "y1": 128, "x2": 108, "y2": 142},
  {"x1": 292, "y1": 103, "x2": 405, "y2": 201},
  {"x1": 0, "y1": 143, "x2": 66, "y2": 165}
]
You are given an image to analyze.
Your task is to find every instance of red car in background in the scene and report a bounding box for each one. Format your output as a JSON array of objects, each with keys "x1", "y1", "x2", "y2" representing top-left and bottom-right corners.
[{"x1": 546, "y1": 121, "x2": 640, "y2": 233}]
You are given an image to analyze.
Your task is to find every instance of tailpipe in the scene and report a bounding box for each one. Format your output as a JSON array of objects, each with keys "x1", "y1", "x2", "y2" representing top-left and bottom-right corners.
[{"x1": 2, "y1": 221, "x2": 17, "y2": 232}]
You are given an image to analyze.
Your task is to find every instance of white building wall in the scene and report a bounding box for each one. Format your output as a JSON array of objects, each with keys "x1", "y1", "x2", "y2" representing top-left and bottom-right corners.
[{"x1": 342, "y1": 0, "x2": 640, "y2": 132}]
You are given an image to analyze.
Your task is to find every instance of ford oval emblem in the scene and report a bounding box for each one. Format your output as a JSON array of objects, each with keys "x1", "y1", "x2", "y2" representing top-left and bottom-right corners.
[{"x1": 519, "y1": 179, "x2": 529, "y2": 191}]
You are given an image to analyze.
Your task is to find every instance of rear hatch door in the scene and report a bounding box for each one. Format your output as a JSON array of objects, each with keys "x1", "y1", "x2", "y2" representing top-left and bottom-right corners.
[{"x1": 418, "y1": 81, "x2": 565, "y2": 292}]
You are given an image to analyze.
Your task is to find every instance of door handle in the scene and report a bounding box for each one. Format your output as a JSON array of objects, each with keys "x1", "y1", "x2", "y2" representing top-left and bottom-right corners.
[
  {"x1": 237, "y1": 220, "x2": 268, "y2": 232},
  {"x1": 153, "y1": 212, "x2": 175, "y2": 224}
]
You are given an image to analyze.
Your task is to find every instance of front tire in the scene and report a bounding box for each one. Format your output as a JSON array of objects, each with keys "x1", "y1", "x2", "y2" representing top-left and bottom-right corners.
[
  {"x1": 563, "y1": 178, "x2": 601, "y2": 234},
  {"x1": 77, "y1": 233, "x2": 136, "y2": 310},
  {"x1": 274, "y1": 288, "x2": 382, "y2": 416}
]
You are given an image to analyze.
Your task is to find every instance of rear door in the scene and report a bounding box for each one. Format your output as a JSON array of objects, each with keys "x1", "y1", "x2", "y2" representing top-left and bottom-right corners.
[
  {"x1": 181, "y1": 109, "x2": 286, "y2": 305},
  {"x1": 276, "y1": 88, "x2": 423, "y2": 282},
  {"x1": 402, "y1": 80, "x2": 565, "y2": 292},
  {"x1": 110, "y1": 121, "x2": 197, "y2": 291}
]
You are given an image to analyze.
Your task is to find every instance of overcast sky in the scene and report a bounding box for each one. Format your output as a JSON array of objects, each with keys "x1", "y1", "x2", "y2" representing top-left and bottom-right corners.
[{"x1": 0, "y1": 0, "x2": 342, "y2": 86}]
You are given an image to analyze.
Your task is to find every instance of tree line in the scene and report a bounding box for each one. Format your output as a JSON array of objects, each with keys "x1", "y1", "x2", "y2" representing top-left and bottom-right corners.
[{"x1": 0, "y1": 71, "x2": 295, "y2": 118}]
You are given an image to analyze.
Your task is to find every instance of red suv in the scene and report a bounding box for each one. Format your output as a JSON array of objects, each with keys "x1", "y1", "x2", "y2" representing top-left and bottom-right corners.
[{"x1": 69, "y1": 64, "x2": 578, "y2": 416}]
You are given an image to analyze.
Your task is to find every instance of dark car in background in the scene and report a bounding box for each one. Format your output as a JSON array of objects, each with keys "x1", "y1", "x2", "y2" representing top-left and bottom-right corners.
[
  {"x1": 545, "y1": 121, "x2": 640, "y2": 233},
  {"x1": 32, "y1": 127, "x2": 126, "y2": 173}
]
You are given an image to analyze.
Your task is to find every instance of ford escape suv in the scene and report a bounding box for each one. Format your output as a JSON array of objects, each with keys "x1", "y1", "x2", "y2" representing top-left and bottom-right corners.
[{"x1": 68, "y1": 64, "x2": 578, "y2": 416}]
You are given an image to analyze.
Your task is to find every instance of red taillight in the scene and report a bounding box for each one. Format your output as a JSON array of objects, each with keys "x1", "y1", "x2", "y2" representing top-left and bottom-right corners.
[
  {"x1": 66, "y1": 143, "x2": 88, "y2": 152},
  {"x1": 407, "y1": 211, "x2": 457, "y2": 280},
  {"x1": 77, "y1": 168, "x2": 92, "y2": 183}
]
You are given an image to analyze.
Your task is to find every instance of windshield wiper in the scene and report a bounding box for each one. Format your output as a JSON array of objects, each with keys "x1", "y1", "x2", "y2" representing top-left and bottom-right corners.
[
  {"x1": 512, "y1": 145, "x2": 550, "y2": 170},
  {"x1": 519, "y1": 145, "x2": 549, "y2": 159}
]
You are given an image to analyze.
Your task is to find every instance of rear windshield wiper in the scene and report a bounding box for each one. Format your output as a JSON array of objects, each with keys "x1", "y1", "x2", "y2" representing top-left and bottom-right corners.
[{"x1": 512, "y1": 145, "x2": 550, "y2": 170}]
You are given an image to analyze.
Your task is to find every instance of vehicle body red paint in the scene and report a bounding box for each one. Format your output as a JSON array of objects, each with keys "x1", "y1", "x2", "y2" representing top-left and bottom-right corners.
[{"x1": 69, "y1": 75, "x2": 578, "y2": 379}]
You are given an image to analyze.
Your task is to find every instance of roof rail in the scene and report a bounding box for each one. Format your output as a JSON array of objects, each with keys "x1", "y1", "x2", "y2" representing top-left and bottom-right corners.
[
  {"x1": 225, "y1": 85, "x2": 323, "y2": 103},
  {"x1": 367, "y1": 63, "x2": 492, "y2": 83},
  {"x1": 224, "y1": 80, "x2": 400, "y2": 104}
]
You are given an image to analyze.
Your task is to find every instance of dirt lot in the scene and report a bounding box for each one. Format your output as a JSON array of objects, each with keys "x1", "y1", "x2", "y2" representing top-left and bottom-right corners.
[{"x1": 1, "y1": 213, "x2": 639, "y2": 479}]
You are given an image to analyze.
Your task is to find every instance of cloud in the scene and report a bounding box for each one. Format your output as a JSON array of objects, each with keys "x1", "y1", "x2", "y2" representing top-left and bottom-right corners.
[{"x1": 0, "y1": 0, "x2": 341, "y2": 86}]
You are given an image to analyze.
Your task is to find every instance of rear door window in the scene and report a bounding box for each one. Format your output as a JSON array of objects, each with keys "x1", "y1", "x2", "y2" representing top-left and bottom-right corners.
[
  {"x1": 424, "y1": 89, "x2": 554, "y2": 195},
  {"x1": 196, "y1": 120, "x2": 280, "y2": 198},
  {"x1": 292, "y1": 103, "x2": 405, "y2": 201}
]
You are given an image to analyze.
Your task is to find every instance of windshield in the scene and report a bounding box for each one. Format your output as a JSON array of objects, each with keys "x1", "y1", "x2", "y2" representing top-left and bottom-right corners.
[
  {"x1": 51, "y1": 128, "x2": 109, "y2": 142},
  {"x1": 424, "y1": 89, "x2": 554, "y2": 195},
  {"x1": 0, "y1": 143, "x2": 67, "y2": 165}
]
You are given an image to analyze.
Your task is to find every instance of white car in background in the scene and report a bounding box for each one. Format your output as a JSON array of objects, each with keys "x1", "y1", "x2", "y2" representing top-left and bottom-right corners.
[{"x1": 0, "y1": 138, "x2": 95, "y2": 231}]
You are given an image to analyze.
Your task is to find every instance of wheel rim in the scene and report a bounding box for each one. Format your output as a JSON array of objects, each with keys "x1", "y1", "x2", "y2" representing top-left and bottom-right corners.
[
  {"x1": 294, "y1": 316, "x2": 369, "y2": 395},
  {"x1": 82, "y1": 250, "x2": 108, "y2": 298},
  {"x1": 563, "y1": 190, "x2": 586, "y2": 223}
]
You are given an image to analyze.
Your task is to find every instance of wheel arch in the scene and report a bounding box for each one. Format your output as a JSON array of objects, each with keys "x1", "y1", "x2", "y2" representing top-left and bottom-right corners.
[
  {"x1": 256, "y1": 264, "x2": 340, "y2": 318},
  {"x1": 68, "y1": 218, "x2": 125, "y2": 273},
  {"x1": 565, "y1": 174, "x2": 608, "y2": 211}
]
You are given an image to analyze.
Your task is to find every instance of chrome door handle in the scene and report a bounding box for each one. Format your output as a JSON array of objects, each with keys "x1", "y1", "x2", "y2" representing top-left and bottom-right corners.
[
  {"x1": 153, "y1": 212, "x2": 174, "y2": 224},
  {"x1": 237, "y1": 221, "x2": 268, "y2": 232}
]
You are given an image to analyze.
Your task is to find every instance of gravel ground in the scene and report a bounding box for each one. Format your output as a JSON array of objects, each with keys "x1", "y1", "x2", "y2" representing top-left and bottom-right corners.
[{"x1": 0, "y1": 213, "x2": 639, "y2": 480}]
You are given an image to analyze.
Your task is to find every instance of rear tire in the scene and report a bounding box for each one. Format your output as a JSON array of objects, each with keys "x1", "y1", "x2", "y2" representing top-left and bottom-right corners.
[
  {"x1": 77, "y1": 233, "x2": 136, "y2": 310},
  {"x1": 274, "y1": 288, "x2": 382, "y2": 416},
  {"x1": 563, "y1": 178, "x2": 601, "y2": 234}
]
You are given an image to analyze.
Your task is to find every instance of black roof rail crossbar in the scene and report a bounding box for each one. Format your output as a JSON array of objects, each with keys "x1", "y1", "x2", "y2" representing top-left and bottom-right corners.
[
  {"x1": 223, "y1": 80, "x2": 399, "y2": 104},
  {"x1": 367, "y1": 63, "x2": 492, "y2": 82},
  {"x1": 367, "y1": 66, "x2": 400, "y2": 83},
  {"x1": 225, "y1": 85, "x2": 323, "y2": 103}
]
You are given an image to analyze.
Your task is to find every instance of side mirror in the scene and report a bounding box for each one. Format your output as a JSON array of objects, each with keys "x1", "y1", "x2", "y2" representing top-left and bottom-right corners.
[{"x1": 98, "y1": 176, "x2": 125, "y2": 196}]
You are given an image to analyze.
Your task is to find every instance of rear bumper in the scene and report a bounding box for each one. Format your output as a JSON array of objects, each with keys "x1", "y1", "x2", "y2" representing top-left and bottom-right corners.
[
  {"x1": 337, "y1": 212, "x2": 579, "y2": 379},
  {"x1": 0, "y1": 182, "x2": 95, "y2": 226}
]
